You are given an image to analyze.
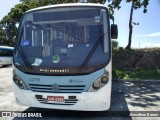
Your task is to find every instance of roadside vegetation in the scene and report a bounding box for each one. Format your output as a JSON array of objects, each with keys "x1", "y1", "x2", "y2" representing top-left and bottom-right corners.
[
  {"x1": 0, "y1": 0, "x2": 159, "y2": 80},
  {"x1": 112, "y1": 69, "x2": 160, "y2": 80},
  {"x1": 112, "y1": 41, "x2": 160, "y2": 80}
]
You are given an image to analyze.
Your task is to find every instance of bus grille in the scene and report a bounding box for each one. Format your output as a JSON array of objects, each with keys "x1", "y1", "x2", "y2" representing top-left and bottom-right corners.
[{"x1": 29, "y1": 84, "x2": 85, "y2": 93}]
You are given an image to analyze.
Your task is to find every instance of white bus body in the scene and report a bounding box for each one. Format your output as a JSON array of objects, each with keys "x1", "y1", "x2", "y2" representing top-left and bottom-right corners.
[
  {"x1": 0, "y1": 46, "x2": 13, "y2": 67},
  {"x1": 13, "y1": 3, "x2": 115, "y2": 111}
]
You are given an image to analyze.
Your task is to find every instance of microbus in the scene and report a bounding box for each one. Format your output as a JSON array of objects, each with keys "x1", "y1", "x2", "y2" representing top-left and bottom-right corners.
[
  {"x1": 0, "y1": 46, "x2": 13, "y2": 67},
  {"x1": 13, "y1": 3, "x2": 118, "y2": 111}
]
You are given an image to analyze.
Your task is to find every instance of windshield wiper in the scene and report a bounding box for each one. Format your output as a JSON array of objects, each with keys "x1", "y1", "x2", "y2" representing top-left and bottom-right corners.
[
  {"x1": 16, "y1": 26, "x2": 32, "y2": 68},
  {"x1": 17, "y1": 46, "x2": 33, "y2": 68},
  {"x1": 81, "y1": 33, "x2": 104, "y2": 67}
]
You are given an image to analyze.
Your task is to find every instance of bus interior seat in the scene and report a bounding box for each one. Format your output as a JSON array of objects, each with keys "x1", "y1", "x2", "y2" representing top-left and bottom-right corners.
[{"x1": 22, "y1": 46, "x2": 43, "y2": 58}]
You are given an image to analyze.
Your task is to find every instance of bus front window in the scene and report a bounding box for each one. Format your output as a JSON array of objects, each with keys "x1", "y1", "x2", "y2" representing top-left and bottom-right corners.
[{"x1": 15, "y1": 7, "x2": 110, "y2": 71}]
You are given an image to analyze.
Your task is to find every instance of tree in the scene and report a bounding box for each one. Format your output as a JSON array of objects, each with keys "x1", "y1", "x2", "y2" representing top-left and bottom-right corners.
[
  {"x1": 112, "y1": 40, "x2": 118, "y2": 49},
  {"x1": 1, "y1": 0, "x2": 108, "y2": 26},
  {"x1": 0, "y1": 0, "x2": 110, "y2": 46},
  {"x1": 108, "y1": 0, "x2": 150, "y2": 49},
  {"x1": 0, "y1": 0, "x2": 151, "y2": 47}
]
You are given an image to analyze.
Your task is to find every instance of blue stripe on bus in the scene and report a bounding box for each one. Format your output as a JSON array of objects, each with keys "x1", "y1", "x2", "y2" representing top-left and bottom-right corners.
[
  {"x1": 0, "y1": 56, "x2": 13, "y2": 57},
  {"x1": 0, "y1": 48, "x2": 14, "y2": 50}
]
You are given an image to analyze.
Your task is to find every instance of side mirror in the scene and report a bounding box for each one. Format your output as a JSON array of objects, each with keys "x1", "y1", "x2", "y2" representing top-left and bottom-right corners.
[{"x1": 111, "y1": 24, "x2": 118, "y2": 39}]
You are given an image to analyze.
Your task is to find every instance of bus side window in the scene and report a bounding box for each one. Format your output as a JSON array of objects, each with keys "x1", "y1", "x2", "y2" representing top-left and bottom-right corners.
[
  {"x1": 0, "y1": 49, "x2": 6, "y2": 56},
  {"x1": 8, "y1": 50, "x2": 13, "y2": 56},
  {"x1": 0, "y1": 49, "x2": 2, "y2": 56},
  {"x1": 4, "y1": 49, "x2": 12, "y2": 56}
]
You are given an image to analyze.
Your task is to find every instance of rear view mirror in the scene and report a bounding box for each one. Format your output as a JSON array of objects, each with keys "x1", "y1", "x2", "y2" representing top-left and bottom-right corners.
[{"x1": 111, "y1": 24, "x2": 118, "y2": 39}]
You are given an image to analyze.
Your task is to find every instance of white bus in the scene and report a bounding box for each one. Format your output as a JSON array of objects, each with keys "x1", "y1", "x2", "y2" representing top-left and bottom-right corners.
[
  {"x1": 13, "y1": 3, "x2": 118, "y2": 111},
  {"x1": 0, "y1": 46, "x2": 13, "y2": 67}
]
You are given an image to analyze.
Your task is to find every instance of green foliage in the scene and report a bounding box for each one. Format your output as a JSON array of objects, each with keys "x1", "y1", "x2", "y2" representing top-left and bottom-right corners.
[
  {"x1": 112, "y1": 40, "x2": 118, "y2": 54},
  {"x1": 108, "y1": 0, "x2": 122, "y2": 15},
  {"x1": 113, "y1": 69, "x2": 160, "y2": 80},
  {"x1": 112, "y1": 40, "x2": 118, "y2": 49},
  {"x1": 0, "y1": 0, "x2": 151, "y2": 46},
  {"x1": 0, "y1": 28, "x2": 14, "y2": 46},
  {"x1": 0, "y1": 2, "x2": 30, "y2": 46},
  {"x1": 124, "y1": 0, "x2": 150, "y2": 11},
  {"x1": 0, "y1": 0, "x2": 109, "y2": 46}
]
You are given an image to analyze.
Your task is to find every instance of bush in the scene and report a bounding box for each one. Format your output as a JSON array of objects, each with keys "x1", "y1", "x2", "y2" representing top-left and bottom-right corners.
[{"x1": 112, "y1": 40, "x2": 118, "y2": 49}]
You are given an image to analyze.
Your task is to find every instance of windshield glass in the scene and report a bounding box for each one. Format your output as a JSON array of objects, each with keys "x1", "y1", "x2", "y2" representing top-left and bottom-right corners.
[{"x1": 14, "y1": 6, "x2": 110, "y2": 68}]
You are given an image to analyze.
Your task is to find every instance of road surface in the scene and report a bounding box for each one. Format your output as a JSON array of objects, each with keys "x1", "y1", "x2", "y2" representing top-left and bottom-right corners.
[{"x1": 0, "y1": 66, "x2": 160, "y2": 120}]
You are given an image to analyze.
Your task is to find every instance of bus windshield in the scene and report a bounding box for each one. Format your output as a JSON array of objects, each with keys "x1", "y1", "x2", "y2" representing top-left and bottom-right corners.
[{"x1": 14, "y1": 7, "x2": 110, "y2": 69}]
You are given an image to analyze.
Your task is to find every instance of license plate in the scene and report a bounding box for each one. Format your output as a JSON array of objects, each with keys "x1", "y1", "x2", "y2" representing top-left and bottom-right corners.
[{"x1": 47, "y1": 96, "x2": 64, "y2": 102}]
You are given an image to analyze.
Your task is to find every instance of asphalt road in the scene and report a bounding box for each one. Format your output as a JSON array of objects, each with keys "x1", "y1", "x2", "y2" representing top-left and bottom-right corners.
[{"x1": 0, "y1": 66, "x2": 160, "y2": 120}]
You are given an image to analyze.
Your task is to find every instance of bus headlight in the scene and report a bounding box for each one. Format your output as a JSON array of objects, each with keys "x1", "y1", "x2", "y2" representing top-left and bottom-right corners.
[
  {"x1": 13, "y1": 75, "x2": 27, "y2": 90},
  {"x1": 18, "y1": 79, "x2": 24, "y2": 87},
  {"x1": 104, "y1": 70, "x2": 109, "y2": 76},
  {"x1": 88, "y1": 71, "x2": 109, "y2": 92},
  {"x1": 93, "y1": 81, "x2": 100, "y2": 89},
  {"x1": 101, "y1": 76, "x2": 108, "y2": 84},
  {"x1": 13, "y1": 75, "x2": 19, "y2": 82}
]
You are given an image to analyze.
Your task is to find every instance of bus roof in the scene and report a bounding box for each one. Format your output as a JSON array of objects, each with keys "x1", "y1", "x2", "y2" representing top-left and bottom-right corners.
[
  {"x1": 26, "y1": 3, "x2": 107, "y2": 13},
  {"x1": 0, "y1": 46, "x2": 14, "y2": 50}
]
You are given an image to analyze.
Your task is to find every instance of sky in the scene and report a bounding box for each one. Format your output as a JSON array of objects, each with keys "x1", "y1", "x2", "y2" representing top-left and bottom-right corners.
[
  {"x1": 0, "y1": 0, "x2": 19, "y2": 20},
  {"x1": 113, "y1": 0, "x2": 160, "y2": 48},
  {"x1": 0, "y1": 0, "x2": 160, "y2": 48}
]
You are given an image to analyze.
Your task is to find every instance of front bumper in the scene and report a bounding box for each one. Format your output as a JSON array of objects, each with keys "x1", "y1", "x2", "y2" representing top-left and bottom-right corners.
[{"x1": 13, "y1": 81, "x2": 111, "y2": 111}]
